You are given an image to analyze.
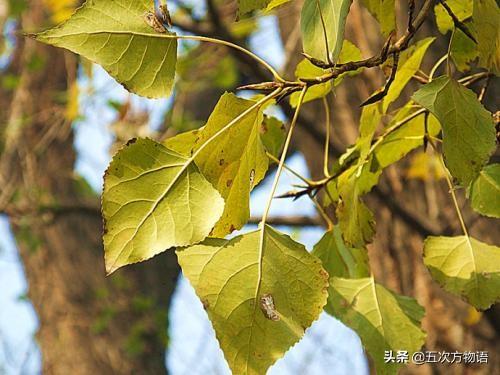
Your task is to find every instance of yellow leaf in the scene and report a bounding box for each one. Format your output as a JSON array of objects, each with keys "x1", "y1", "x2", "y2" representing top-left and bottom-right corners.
[
  {"x1": 43, "y1": 0, "x2": 78, "y2": 24},
  {"x1": 65, "y1": 82, "x2": 79, "y2": 121},
  {"x1": 406, "y1": 151, "x2": 446, "y2": 181},
  {"x1": 464, "y1": 306, "x2": 482, "y2": 326}
]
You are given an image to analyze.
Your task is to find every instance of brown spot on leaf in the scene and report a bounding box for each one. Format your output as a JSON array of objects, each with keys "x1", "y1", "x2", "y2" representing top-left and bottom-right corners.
[
  {"x1": 219, "y1": 159, "x2": 224, "y2": 166},
  {"x1": 202, "y1": 299, "x2": 210, "y2": 310},
  {"x1": 249, "y1": 169, "x2": 255, "y2": 186},
  {"x1": 126, "y1": 138, "x2": 137, "y2": 146},
  {"x1": 226, "y1": 179, "x2": 233, "y2": 187}
]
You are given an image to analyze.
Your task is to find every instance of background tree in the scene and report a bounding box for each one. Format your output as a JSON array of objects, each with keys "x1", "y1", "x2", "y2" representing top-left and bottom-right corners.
[{"x1": 0, "y1": 1, "x2": 179, "y2": 373}]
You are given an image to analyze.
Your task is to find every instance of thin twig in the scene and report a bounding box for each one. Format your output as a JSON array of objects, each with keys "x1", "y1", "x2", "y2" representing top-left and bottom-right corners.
[
  {"x1": 322, "y1": 96, "x2": 331, "y2": 177},
  {"x1": 429, "y1": 139, "x2": 470, "y2": 237},
  {"x1": 439, "y1": 0, "x2": 477, "y2": 43},
  {"x1": 360, "y1": 52, "x2": 400, "y2": 106}
]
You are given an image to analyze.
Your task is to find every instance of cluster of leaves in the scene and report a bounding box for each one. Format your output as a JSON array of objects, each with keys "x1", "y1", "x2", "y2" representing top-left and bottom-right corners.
[{"x1": 35, "y1": 0, "x2": 499, "y2": 373}]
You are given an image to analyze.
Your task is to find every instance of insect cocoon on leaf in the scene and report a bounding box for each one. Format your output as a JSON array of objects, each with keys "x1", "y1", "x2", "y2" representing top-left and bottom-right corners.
[{"x1": 259, "y1": 293, "x2": 280, "y2": 321}]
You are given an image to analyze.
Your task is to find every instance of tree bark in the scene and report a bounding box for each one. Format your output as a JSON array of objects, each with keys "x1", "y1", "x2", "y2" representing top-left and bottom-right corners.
[{"x1": 0, "y1": 2, "x2": 179, "y2": 374}]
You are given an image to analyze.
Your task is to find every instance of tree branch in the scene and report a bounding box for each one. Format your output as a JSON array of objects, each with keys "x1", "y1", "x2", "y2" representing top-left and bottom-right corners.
[
  {"x1": 438, "y1": 0, "x2": 477, "y2": 43},
  {"x1": 248, "y1": 215, "x2": 323, "y2": 227}
]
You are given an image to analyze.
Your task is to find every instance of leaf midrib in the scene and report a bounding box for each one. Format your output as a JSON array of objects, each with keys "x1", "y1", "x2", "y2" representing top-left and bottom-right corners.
[{"x1": 40, "y1": 29, "x2": 178, "y2": 41}]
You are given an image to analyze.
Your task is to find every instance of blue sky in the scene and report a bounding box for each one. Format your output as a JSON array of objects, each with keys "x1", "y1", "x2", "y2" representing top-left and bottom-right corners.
[{"x1": 0, "y1": 9, "x2": 368, "y2": 375}]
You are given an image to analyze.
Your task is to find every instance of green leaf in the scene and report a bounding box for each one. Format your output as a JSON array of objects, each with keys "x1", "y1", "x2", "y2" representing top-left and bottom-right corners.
[
  {"x1": 191, "y1": 93, "x2": 269, "y2": 237},
  {"x1": 301, "y1": 0, "x2": 353, "y2": 62},
  {"x1": 163, "y1": 128, "x2": 203, "y2": 156},
  {"x1": 312, "y1": 227, "x2": 370, "y2": 281},
  {"x1": 450, "y1": 27, "x2": 479, "y2": 72},
  {"x1": 382, "y1": 37, "x2": 434, "y2": 112},
  {"x1": 336, "y1": 191, "x2": 376, "y2": 248},
  {"x1": 359, "y1": 0, "x2": 395, "y2": 36},
  {"x1": 177, "y1": 225, "x2": 329, "y2": 375},
  {"x1": 337, "y1": 40, "x2": 362, "y2": 66},
  {"x1": 336, "y1": 166, "x2": 378, "y2": 248},
  {"x1": 358, "y1": 104, "x2": 382, "y2": 158},
  {"x1": 102, "y1": 138, "x2": 224, "y2": 274},
  {"x1": 435, "y1": 0, "x2": 473, "y2": 34},
  {"x1": 165, "y1": 94, "x2": 272, "y2": 236},
  {"x1": 424, "y1": 236, "x2": 500, "y2": 310},
  {"x1": 333, "y1": 104, "x2": 382, "y2": 247},
  {"x1": 412, "y1": 77, "x2": 496, "y2": 186},
  {"x1": 473, "y1": 0, "x2": 500, "y2": 74},
  {"x1": 265, "y1": 0, "x2": 293, "y2": 11},
  {"x1": 374, "y1": 107, "x2": 441, "y2": 169},
  {"x1": 260, "y1": 116, "x2": 286, "y2": 159},
  {"x1": 312, "y1": 227, "x2": 370, "y2": 317},
  {"x1": 238, "y1": 0, "x2": 272, "y2": 16},
  {"x1": 329, "y1": 277, "x2": 426, "y2": 375},
  {"x1": 469, "y1": 164, "x2": 500, "y2": 218},
  {"x1": 35, "y1": 0, "x2": 177, "y2": 98}
]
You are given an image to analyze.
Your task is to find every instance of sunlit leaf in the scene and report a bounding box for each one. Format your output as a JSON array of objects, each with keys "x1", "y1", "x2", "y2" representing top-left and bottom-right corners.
[
  {"x1": 36, "y1": 0, "x2": 178, "y2": 98},
  {"x1": 102, "y1": 138, "x2": 224, "y2": 274},
  {"x1": 468, "y1": 164, "x2": 500, "y2": 218},
  {"x1": 424, "y1": 236, "x2": 500, "y2": 310},
  {"x1": 329, "y1": 277, "x2": 426, "y2": 375},
  {"x1": 164, "y1": 93, "x2": 270, "y2": 237},
  {"x1": 238, "y1": 0, "x2": 272, "y2": 16},
  {"x1": 301, "y1": 0, "x2": 353, "y2": 62},
  {"x1": 412, "y1": 77, "x2": 496, "y2": 186},
  {"x1": 43, "y1": 0, "x2": 79, "y2": 24},
  {"x1": 163, "y1": 128, "x2": 203, "y2": 157},
  {"x1": 266, "y1": 0, "x2": 293, "y2": 11},
  {"x1": 191, "y1": 93, "x2": 269, "y2": 237},
  {"x1": 177, "y1": 225, "x2": 329, "y2": 375}
]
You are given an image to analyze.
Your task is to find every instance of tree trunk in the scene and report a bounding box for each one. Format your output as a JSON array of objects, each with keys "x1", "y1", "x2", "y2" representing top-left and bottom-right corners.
[{"x1": 0, "y1": 2, "x2": 179, "y2": 374}]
